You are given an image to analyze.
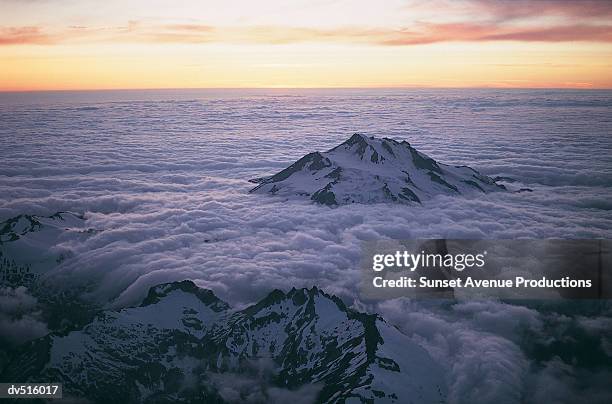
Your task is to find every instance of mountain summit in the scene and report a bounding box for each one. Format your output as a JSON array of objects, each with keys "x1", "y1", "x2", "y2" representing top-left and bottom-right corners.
[{"x1": 250, "y1": 134, "x2": 505, "y2": 205}]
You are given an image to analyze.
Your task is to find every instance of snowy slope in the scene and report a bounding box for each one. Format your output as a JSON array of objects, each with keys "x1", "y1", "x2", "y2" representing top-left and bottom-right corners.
[
  {"x1": 0, "y1": 212, "x2": 88, "y2": 286},
  {"x1": 250, "y1": 133, "x2": 506, "y2": 205},
  {"x1": 3, "y1": 281, "x2": 446, "y2": 403},
  {"x1": 0, "y1": 211, "x2": 85, "y2": 244}
]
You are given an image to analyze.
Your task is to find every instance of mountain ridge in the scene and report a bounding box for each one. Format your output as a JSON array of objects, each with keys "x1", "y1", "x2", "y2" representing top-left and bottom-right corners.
[
  {"x1": 0, "y1": 211, "x2": 89, "y2": 287},
  {"x1": 2, "y1": 280, "x2": 447, "y2": 403},
  {"x1": 0, "y1": 211, "x2": 85, "y2": 244},
  {"x1": 250, "y1": 133, "x2": 506, "y2": 205}
]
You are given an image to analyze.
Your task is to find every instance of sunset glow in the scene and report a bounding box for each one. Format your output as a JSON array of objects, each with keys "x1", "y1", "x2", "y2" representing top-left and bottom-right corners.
[{"x1": 1, "y1": 0, "x2": 612, "y2": 91}]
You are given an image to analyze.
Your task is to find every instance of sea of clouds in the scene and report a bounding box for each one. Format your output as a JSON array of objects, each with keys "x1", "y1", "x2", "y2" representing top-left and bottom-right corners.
[{"x1": 1, "y1": 88, "x2": 611, "y2": 402}]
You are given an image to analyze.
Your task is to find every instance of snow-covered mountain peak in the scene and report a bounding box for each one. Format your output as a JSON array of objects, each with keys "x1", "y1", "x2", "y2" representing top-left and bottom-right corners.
[{"x1": 250, "y1": 133, "x2": 506, "y2": 205}]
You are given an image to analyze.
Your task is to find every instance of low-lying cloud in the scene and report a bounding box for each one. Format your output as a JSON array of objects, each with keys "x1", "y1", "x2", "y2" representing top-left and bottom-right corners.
[
  {"x1": 208, "y1": 358, "x2": 321, "y2": 404},
  {"x1": 376, "y1": 298, "x2": 612, "y2": 404},
  {"x1": 0, "y1": 286, "x2": 49, "y2": 345}
]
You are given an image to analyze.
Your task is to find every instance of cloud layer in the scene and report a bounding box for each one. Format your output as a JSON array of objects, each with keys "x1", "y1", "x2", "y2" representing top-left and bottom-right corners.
[{"x1": 1, "y1": 88, "x2": 611, "y2": 306}]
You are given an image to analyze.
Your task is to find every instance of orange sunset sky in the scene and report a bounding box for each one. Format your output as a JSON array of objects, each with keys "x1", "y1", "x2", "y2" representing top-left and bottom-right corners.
[{"x1": 1, "y1": 0, "x2": 612, "y2": 91}]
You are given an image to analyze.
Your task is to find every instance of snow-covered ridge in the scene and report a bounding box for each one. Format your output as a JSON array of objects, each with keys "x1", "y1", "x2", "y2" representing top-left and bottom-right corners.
[
  {"x1": 3, "y1": 280, "x2": 446, "y2": 403},
  {"x1": 0, "y1": 212, "x2": 89, "y2": 286},
  {"x1": 141, "y1": 279, "x2": 230, "y2": 312},
  {"x1": 0, "y1": 211, "x2": 85, "y2": 243},
  {"x1": 250, "y1": 133, "x2": 506, "y2": 205}
]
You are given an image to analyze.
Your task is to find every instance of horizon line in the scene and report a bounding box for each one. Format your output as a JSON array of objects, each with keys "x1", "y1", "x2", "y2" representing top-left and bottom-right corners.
[{"x1": 2, "y1": 85, "x2": 611, "y2": 94}]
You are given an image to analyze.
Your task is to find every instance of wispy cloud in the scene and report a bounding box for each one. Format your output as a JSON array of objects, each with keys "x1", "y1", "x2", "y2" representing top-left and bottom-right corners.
[
  {"x1": 481, "y1": 24, "x2": 612, "y2": 42},
  {"x1": 2, "y1": 20, "x2": 611, "y2": 47},
  {"x1": 467, "y1": 0, "x2": 612, "y2": 21},
  {"x1": 380, "y1": 22, "x2": 612, "y2": 45},
  {"x1": 1, "y1": 1, "x2": 611, "y2": 47},
  {"x1": 0, "y1": 26, "x2": 53, "y2": 45}
]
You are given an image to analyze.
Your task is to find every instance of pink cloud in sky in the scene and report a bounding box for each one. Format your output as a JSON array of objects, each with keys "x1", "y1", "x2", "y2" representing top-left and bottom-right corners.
[
  {"x1": 468, "y1": 0, "x2": 612, "y2": 20},
  {"x1": 1, "y1": 0, "x2": 611, "y2": 47},
  {"x1": 0, "y1": 26, "x2": 53, "y2": 45}
]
